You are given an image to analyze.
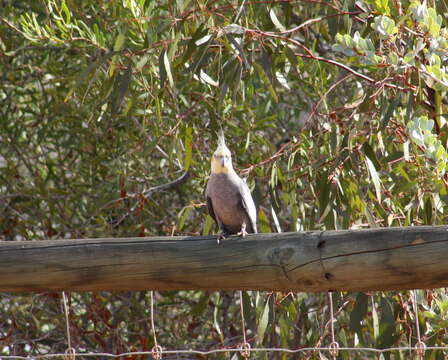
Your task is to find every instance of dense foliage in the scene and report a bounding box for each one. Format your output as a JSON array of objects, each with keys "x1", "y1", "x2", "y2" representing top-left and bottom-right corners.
[{"x1": 1, "y1": 0, "x2": 448, "y2": 358}]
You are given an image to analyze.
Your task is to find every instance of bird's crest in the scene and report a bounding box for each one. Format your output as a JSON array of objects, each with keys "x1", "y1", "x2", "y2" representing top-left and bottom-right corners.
[
  {"x1": 211, "y1": 129, "x2": 232, "y2": 174},
  {"x1": 217, "y1": 129, "x2": 226, "y2": 149},
  {"x1": 214, "y1": 130, "x2": 231, "y2": 157}
]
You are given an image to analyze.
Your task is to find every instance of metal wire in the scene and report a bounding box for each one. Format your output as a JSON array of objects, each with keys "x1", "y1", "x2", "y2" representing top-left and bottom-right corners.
[
  {"x1": 5, "y1": 291, "x2": 439, "y2": 359},
  {"x1": 61, "y1": 292, "x2": 76, "y2": 360},
  {"x1": 150, "y1": 291, "x2": 163, "y2": 360},
  {"x1": 239, "y1": 290, "x2": 251, "y2": 358},
  {"x1": 328, "y1": 292, "x2": 339, "y2": 359},
  {"x1": 3, "y1": 346, "x2": 448, "y2": 359},
  {"x1": 412, "y1": 290, "x2": 426, "y2": 358}
]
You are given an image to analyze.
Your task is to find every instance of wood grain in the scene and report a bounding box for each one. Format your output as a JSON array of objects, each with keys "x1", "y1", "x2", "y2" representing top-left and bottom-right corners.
[{"x1": 1, "y1": 226, "x2": 447, "y2": 292}]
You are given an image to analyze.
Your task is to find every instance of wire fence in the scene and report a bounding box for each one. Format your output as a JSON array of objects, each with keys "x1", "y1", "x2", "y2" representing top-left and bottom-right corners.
[
  {"x1": 1, "y1": 290, "x2": 444, "y2": 359},
  {"x1": 2, "y1": 346, "x2": 448, "y2": 359}
]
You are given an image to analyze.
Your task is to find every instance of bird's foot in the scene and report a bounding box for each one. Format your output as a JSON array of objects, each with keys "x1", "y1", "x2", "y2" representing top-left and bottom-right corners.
[
  {"x1": 217, "y1": 233, "x2": 226, "y2": 245},
  {"x1": 237, "y1": 229, "x2": 248, "y2": 237}
]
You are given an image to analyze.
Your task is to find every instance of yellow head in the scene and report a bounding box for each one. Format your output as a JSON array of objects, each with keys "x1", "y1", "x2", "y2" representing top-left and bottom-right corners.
[{"x1": 211, "y1": 131, "x2": 233, "y2": 174}]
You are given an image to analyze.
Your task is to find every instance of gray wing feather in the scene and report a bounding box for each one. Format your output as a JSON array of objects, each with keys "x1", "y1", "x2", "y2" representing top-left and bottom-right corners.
[
  {"x1": 207, "y1": 195, "x2": 230, "y2": 233},
  {"x1": 239, "y1": 180, "x2": 258, "y2": 233},
  {"x1": 206, "y1": 196, "x2": 217, "y2": 224}
]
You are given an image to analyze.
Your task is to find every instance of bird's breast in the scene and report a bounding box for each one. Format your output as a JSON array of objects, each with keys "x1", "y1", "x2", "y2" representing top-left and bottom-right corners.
[{"x1": 207, "y1": 173, "x2": 248, "y2": 232}]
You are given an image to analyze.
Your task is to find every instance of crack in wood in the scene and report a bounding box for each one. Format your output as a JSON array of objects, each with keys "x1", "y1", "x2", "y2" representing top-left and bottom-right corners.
[
  {"x1": 286, "y1": 237, "x2": 448, "y2": 274},
  {"x1": 316, "y1": 231, "x2": 328, "y2": 281}
]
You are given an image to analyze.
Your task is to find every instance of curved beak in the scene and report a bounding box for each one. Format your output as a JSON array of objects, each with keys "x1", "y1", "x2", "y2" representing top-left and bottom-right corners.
[{"x1": 220, "y1": 157, "x2": 225, "y2": 167}]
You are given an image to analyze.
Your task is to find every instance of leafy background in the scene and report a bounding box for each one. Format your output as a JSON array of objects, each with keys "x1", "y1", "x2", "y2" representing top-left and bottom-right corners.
[{"x1": 1, "y1": 0, "x2": 448, "y2": 358}]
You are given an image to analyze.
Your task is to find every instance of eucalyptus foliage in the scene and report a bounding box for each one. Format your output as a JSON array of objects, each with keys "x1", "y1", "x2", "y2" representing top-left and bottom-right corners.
[{"x1": 1, "y1": 0, "x2": 448, "y2": 358}]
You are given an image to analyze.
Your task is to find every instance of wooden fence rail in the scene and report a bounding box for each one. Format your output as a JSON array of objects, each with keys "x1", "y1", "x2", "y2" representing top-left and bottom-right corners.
[{"x1": 1, "y1": 226, "x2": 447, "y2": 292}]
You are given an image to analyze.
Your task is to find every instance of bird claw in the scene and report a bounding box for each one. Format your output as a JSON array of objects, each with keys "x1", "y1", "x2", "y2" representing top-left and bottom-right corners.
[
  {"x1": 216, "y1": 227, "x2": 248, "y2": 244},
  {"x1": 217, "y1": 233, "x2": 226, "y2": 244},
  {"x1": 237, "y1": 229, "x2": 248, "y2": 237}
]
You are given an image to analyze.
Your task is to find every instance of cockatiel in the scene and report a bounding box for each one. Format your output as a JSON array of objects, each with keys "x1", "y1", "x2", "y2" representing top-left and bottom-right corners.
[{"x1": 206, "y1": 132, "x2": 257, "y2": 243}]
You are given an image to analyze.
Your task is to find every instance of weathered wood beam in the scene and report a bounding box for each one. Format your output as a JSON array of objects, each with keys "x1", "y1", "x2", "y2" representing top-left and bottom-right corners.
[{"x1": 1, "y1": 226, "x2": 447, "y2": 292}]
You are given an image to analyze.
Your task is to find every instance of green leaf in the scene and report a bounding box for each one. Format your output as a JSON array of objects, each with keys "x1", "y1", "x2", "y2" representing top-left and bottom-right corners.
[
  {"x1": 188, "y1": 39, "x2": 211, "y2": 74},
  {"x1": 377, "y1": 297, "x2": 399, "y2": 349},
  {"x1": 363, "y1": 143, "x2": 381, "y2": 170},
  {"x1": 258, "y1": 208, "x2": 271, "y2": 233},
  {"x1": 365, "y1": 157, "x2": 382, "y2": 202},
  {"x1": 180, "y1": 23, "x2": 207, "y2": 65},
  {"x1": 349, "y1": 293, "x2": 368, "y2": 342},
  {"x1": 177, "y1": 206, "x2": 192, "y2": 231},
  {"x1": 269, "y1": 8, "x2": 285, "y2": 32},
  {"x1": 253, "y1": 62, "x2": 278, "y2": 103},
  {"x1": 420, "y1": 8, "x2": 442, "y2": 37},
  {"x1": 159, "y1": 49, "x2": 167, "y2": 88},
  {"x1": 317, "y1": 172, "x2": 330, "y2": 215},
  {"x1": 275, "y1": 71, "x2": 290, "y2": 90},
  {"x1": 271, "y1": 206, "x2": 282, "y2": 233},
  {"x1": 223, "y1": 23, "x2": 245, "y2": 35},
  {"x1": 176, "y1": 0, "x2": 192, "y2": 13},
  {"x1": 242, "y1": 291, "x2": 256, "y2": 330},
  {"x1": 113, "y1": 31, "x2": 126, "y2": 52},
  {"x1": 381, "y1": 96, "x2": 400, "y2": 129},
  {"x1": 111, "y1": 64, "x2": 133, "y2": 117},
  {"x1": 371, "y1": 15, "x2": 397, "y2": 39},
  {"x1": 372, "y1": 0, "x2": 391, "y2": 15},
  {"x1": 257, "y1": 48, "x2": 279, "y2": 99},
  {"x1": 202, "y1": 214, "x2": 214, "y2": 236},
  {"x1": 191, "y1": 293, "x2": 209, "y2": 316},
  {"x1": 65, "y1": 51, "x2": 116, "y2": 102},
  {"x1": 218, "y1": 58, "x2": 242, "y2": 102},
  {"x1": 163, "y1": 50, "x2": 174, "y2": 88},
  {"x1": 195, "y1": 34, "x2": 212, "y2": 46},
  {"x1": 61, "y1": 0, "x2": 71, "y2": 23},
  {"x1": 256, "y1": 297, "x2": 270, "y2": 344}
]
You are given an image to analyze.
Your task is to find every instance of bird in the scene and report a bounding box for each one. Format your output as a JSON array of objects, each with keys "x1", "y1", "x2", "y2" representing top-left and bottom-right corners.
[{"x1": 206, "y1": 131, "x2": 257, "y2": 243}]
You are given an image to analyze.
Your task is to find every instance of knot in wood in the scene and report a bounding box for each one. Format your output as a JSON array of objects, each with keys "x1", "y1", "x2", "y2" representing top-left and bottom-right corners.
[{"x1": 269, "y1": 247, "x2": 295, "y2": 263}]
